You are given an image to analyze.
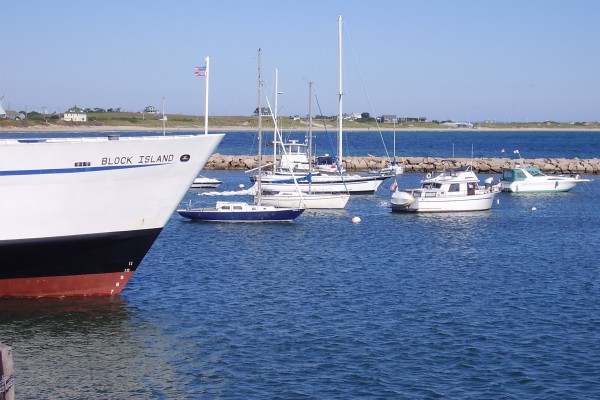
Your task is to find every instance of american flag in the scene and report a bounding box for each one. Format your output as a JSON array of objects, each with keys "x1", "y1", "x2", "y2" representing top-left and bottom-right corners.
[{"x1": 194, "y1": 66, "x2": 206, "y2": 77}]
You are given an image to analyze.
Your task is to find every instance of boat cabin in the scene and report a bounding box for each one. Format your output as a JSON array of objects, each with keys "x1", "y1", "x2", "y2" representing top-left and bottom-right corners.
[
  {"x1": 502, "y1": 167, "x2": 544, "y2": 182},
  {"x1": 275, "y1": 140, "x2": 310, "y2": 173}
]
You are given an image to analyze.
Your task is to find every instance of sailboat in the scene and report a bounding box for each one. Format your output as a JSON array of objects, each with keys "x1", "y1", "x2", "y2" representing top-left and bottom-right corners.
[
  {"x1": 260, "y1": 81, "x2": 350, "y2": 209},
  {"x1": 177, "y1": 51, "x2": 304, "y2": 222},
  {"x1": 256, "y1": 15, "x2": 395, "y2": 195}
]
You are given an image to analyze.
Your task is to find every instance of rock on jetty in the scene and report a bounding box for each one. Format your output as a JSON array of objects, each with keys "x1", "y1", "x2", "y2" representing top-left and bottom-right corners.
[{"x1": 205, "y1": 154, "x2": 600, "y2": 175}]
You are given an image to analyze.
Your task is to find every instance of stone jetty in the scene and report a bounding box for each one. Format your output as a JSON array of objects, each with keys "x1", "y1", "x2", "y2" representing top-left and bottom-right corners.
[{"x1": 205, "y1": 154, "x2": 600, "y2": 175}]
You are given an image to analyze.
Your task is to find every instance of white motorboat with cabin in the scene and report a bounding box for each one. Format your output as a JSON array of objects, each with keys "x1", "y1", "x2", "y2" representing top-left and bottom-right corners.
[
  {"x1": 499, "y1": 166, "x2": 590, "y2": 193},
  {"x1": 391, "y1": 166, "x2": 497, "y2": 213}
]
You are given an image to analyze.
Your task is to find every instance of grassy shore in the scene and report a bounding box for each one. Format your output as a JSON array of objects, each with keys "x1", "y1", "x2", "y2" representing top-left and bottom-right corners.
[{"x1": 2, "y1": 113, "x2": 600, "y2": 132}]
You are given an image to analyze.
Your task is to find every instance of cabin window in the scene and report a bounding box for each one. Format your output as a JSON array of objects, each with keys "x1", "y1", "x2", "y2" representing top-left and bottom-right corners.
[
  {"x1": 516, "y1": 170, "x2": 527, "y2": 179},
  {"x1": 503, "y1": 170, "x2": 514, "y2": 180},
  {"x1": 449, "y1": 183, "x2": 460, "y2": 192},
  {"x1": 467, "y1": 183, "x2": 475, "y2": 195},
  {"x1": 425, "y1": 192, "x2": 437, "y2": 198},
  {"x1": 234, "y1": 206, "x2": 243, "y2": 210}
]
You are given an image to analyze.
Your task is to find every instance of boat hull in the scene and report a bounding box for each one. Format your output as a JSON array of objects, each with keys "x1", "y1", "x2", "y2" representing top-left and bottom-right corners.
[
  {"x1": 258, "y1": 174, "x2": 388, "y2": 195},
  {"x1": 260, "y1": 192, "x2": 350, "y2": 209},
  {"x1": 0, "y1": 134, "x2": 224, "y2": 297},
  {"x1": 178, "y1": 208, "x2": 304, "y2": 222},
  {"x1": 501, "y1": 180, "x2": 579, "y2": 193},
  {"x1": 392, "y1": 192, "x2": 496, "y2": 213}
]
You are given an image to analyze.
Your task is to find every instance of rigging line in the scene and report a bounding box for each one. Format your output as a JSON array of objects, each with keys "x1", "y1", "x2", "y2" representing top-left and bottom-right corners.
[
  {"x1": 314, "y1": 92, "x2": 348, "y2": 188},
  {"x1": 342, "y1": 21, "x2": 391, "y2": 159},
  {"x1": 225, "y1": 51, "x2": 256, "y2": 118},
  {"x1": 314, "y1": 92, "x2": 338, "y2": 162}
]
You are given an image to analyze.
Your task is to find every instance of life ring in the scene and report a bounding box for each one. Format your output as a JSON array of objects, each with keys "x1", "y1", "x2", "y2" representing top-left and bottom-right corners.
[{"x1": 426, "y1": 172, "x2": 432, "y2": 179}]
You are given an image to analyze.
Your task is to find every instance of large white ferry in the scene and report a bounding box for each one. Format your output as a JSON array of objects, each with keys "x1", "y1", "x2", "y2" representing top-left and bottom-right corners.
[{"x1": 0, "y1": 133, "x2": 223, "y2": 297}]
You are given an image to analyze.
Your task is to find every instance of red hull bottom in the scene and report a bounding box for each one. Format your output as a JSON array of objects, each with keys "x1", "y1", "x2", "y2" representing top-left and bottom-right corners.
[{"x1": 0, "y1": 271, "x2": 135, "y2": 298}]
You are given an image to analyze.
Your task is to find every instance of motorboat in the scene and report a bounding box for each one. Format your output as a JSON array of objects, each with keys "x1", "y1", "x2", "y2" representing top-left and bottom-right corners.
[
  {"x1": 177, "y1": 201, "x2": 304, "y2": 222},
  {"x1": 499, "y1": 166, "x2": 590, "y2": 193},
  {"x1": 391, "y1": 166, "x2": 497, "y2": 213},
  {"x1": 191, "y1": 175, "x2": 222, "y2": 189}
]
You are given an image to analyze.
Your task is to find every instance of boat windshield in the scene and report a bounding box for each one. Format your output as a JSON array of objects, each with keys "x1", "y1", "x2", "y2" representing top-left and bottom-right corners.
[
  {"x1": 422, "y1": 182, "x2": 442, "y2": 189},
  {"x1": 527, "y1": 168, "x2": 545, "y2": 177}
]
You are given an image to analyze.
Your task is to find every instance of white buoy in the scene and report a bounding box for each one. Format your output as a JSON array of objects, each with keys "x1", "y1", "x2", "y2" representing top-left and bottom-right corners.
[
  {"x1": 531, "y1": 206, "x2": 537, "y2": 211},
  {"x1": 238, "y1": 183, "x2": 245, "y2": 189},
  {"x1": 352, "y1": 216, "x2": 361, "y2": 224}
]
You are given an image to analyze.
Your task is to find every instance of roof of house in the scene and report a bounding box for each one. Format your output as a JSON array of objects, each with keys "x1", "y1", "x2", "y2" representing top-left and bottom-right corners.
[{"x1": 65, "y1": 106, "x2": 85, "y2": 113}]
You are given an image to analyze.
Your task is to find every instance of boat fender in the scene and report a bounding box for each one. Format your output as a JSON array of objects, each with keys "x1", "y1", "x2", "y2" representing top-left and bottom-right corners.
[{"x1": 426, "y1": 172, "x2": 432, "y2": 179}]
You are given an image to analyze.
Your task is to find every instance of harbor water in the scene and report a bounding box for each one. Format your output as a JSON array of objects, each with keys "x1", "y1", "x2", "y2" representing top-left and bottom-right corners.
[{"x1": 1, "y1": 130, "x2": 599, "y2": 399}]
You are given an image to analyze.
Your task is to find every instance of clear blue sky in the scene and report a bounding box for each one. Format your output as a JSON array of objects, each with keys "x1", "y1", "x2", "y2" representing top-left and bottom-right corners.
[{"x1": 2, "y1": 0, "x2": 600, "y2": 122}]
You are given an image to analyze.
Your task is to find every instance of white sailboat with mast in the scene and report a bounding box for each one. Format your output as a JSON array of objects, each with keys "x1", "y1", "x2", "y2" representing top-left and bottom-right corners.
[
  {"x1": 260, "y1": 80, "x2": 350, "y2": 209},
  {"x1": 256, "y1": 15, "x2": 393, "y2": 195},
  {"x1": 178, "y1": 51, "x2": 304, "y2": 222}
]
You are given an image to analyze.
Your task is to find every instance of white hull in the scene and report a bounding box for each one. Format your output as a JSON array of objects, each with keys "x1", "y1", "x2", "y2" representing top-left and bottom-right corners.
[
  {"x1": 191, "y1": 176, "x2": 222, "y2": 188},
  {"x1": 391, "y1": 190, "x2": 496, "y2": 212},
  {"x1": 260, "y1": 192, "x2": 350, "y2": 209},
  {"x1": 502, "y1": 179, "x2": 581, "y2": 193},
  {"x1": 500, "y1": 166, "x2": 590, "y2": 193},
  {"x1": 391, "y1": 167, "x2": 497, "y2": 213},
  {"x1": 0, "y1": 134, "x2": 224, "y2": 240},
  {"x1": 258, "y1": 173, "x2": 387, "y2": 195}
]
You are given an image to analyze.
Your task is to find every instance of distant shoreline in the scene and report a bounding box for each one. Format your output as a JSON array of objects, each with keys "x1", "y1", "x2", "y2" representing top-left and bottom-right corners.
[{"x1": 2, "y1": 124, "x2": 600, "y2": 133}]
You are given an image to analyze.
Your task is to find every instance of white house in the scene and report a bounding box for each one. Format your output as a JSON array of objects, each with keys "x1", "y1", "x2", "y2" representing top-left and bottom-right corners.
[{"x1": 63, "y1": 106, "x2": 87, "y2": 122}]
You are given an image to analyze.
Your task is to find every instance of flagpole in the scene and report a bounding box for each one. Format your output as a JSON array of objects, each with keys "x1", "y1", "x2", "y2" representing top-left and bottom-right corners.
[{"x1": 204, "y1": 56, "x2": 209, "y2": 135}]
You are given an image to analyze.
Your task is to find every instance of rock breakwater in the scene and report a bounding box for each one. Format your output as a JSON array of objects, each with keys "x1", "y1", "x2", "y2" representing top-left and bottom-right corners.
[{"x1": 205, "y1": 154, "x2": 600, "y2": 174}]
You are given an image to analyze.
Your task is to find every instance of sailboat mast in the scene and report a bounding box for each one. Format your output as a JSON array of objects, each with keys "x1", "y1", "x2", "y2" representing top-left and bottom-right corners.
[
  {"x1": 308, "y1": 81, "x2": 313, "y2": 192},
  {"x1": 274, "y1": 68, "x2": 279, "y2": 169},
  {"x1": 337, "y1": 15, "x2": 343, "y2": 167},
  {"x1": 257, "y1": 49, "x2": 263, "y2": 205}
]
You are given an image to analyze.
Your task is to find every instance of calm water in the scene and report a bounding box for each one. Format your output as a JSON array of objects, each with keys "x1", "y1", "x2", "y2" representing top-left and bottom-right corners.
[
  {"x1": 4, "y1": 128, "x2": 600, "y2": 158},
  {"x1": 1, "y1": 131, "x2": 599, "y2": 399},
  {"x1": 211, "y1": 129, "x2": 600, "y2": 159}
]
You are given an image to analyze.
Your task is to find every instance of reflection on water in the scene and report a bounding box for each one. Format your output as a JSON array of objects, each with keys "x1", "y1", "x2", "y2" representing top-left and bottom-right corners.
[{"x1": 0, "y1": 297, "x2": 191, "y2": 399}]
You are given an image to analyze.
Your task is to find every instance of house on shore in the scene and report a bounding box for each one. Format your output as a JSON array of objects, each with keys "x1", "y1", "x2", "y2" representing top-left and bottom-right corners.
[
  {"x1": 378, "y1": 114, "x2": 399, "y2": 123},
  {"x1": 63, "y1": 106, "x2": 87, "y2": 122}
]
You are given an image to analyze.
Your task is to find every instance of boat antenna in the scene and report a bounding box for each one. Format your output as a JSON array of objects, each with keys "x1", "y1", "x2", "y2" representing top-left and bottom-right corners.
[{"x1": 513, "y1": 149, "x2": 524, "y2": 165}]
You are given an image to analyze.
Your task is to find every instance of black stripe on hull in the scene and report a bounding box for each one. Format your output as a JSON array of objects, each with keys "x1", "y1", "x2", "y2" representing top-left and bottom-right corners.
[{"x1": 0, "y1": 228, "x2": 162, "y2": 280}]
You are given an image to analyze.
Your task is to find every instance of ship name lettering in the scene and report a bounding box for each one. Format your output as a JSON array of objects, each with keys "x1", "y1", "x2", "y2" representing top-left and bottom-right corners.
[
  {"x1": 137, "y1": 154, "x2": 174, "y2": 163},
  {"x1": 102, "y1": 156, "x2": 133, "y2": 165}
]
